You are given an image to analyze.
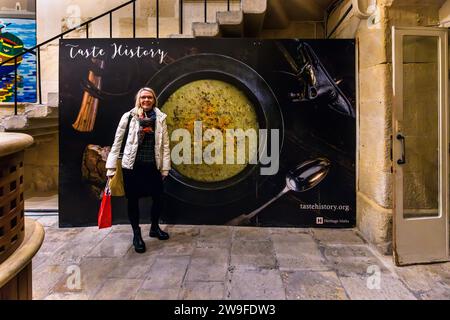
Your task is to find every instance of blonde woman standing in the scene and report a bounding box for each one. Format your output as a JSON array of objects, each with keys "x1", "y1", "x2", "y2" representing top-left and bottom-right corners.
[{"x1": 106, "y1": 87, "x2": 171, "y2": 253}]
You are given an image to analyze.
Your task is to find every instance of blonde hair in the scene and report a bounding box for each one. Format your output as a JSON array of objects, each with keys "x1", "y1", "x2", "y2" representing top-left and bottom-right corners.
[{"x1": 134, "y1": 87, "x2": 158, "y2": 116}]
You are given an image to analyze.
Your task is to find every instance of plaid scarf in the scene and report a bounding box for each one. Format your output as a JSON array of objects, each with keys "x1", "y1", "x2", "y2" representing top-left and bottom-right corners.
[{"x1": 138, "y1": 109, "x2": 156, "y2": 145}]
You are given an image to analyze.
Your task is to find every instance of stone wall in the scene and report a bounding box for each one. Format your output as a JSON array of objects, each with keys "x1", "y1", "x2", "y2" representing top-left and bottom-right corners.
[
  {"x1": 439, "y1": 0, "x2": 450, "y2": 26},
  {"x1": 0, "y1": 106, "x2": 59, "y2": 197},
  {"x1": 23, "y1": 133, "x2": 58, "y2": 196},
  {"x1": 332, "y1": 0, "x2": 444, "y2": 254},
  {"x1": 260, "y1": 21, "x2": 324, "y2": 38},
  {"x1": 0, "y1": 0, "x2": 33, "y2": 11}
]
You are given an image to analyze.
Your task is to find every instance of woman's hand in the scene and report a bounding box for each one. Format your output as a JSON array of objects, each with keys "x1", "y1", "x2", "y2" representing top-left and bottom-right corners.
[{"x1": 106, "y1": 168, "x2": 116, "y2": 178}]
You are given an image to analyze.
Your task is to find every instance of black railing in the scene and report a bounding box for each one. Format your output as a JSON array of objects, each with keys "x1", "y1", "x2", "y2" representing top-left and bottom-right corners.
[
  {"x1": 133, "y1": 0, "x2": 136, "y2": 38},
  {"x1": 0, "y1": 0, "x2": 238, "y2": 115},
  {"x1": 157, "y1": 0, "x2": 160, "y2": 38},
  {"x1": 14, "y1": 58, "x2": 17, "y2": 105}
]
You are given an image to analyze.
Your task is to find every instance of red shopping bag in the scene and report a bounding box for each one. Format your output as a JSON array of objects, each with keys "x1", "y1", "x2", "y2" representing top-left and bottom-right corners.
[{"x1": 98, "y1": 184, "x2": 112, "y2": 229}]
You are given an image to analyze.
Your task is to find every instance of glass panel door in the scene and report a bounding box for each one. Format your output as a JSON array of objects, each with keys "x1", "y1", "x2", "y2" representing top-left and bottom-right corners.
[{"x1": 392, "y1": 27, "x2": 449, "y2": 265}]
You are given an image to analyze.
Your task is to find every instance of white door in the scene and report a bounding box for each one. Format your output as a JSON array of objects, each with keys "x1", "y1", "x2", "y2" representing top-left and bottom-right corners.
[{"x1": 392, "y1": 26, "x2": 449, "y2": 266}]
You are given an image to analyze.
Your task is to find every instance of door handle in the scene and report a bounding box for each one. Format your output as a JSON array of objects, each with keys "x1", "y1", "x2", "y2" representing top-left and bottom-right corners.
[{"x1": 396, "y1": 133, "x2": 406, "y2": 165}]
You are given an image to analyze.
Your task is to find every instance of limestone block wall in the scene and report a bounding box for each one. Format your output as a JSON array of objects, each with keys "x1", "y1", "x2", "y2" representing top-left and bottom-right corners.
[
  {"x1": 332, "y1": 0, "x2": 444, "y2": 253},
  {"x1": 358, "y1": 10, "x2": 393, "y2": 253}
]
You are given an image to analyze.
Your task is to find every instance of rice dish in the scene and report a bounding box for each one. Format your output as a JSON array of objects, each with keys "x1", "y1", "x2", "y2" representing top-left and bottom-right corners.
[{"x1": 162, "y1": 79, "x2": 259, "y2": 182}]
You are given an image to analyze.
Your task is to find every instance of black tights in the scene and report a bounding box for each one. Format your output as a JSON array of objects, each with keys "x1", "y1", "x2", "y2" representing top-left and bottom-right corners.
[{"x1": 127, "y1": 194, "x2": 163, "y2": 230}]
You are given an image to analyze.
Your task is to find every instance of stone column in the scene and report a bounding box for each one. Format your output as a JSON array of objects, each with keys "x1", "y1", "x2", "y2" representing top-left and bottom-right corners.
[{"x1": 0, "y1": 133, "x2": 45, "y2": 299}]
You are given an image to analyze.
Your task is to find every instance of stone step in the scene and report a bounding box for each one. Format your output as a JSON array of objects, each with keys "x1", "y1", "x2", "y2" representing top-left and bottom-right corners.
[
  {"x1": 242, "y1": 0, "x2": 267, "y2": 37},
  {"x1": 24, "y1": 104, "x2": 58, "y2": 119},
  {"x1": 192, "y1": 22, "x2": 221, "y2": 37},
  {"x1": 0, "y1": 114, "x2": 28, "y2": 132},
  {"x1": 217, "y1": 10, "x2": 244, "y2": 37}
]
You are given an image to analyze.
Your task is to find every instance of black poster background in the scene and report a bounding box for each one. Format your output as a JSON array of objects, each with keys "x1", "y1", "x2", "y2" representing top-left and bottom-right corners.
[{"x1": 59, "y1": 38, "x2": 355, "y2": 228}]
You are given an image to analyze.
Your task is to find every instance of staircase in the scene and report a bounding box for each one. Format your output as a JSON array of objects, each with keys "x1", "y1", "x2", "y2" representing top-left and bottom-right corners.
[
  {"x1": 191, "y1": 0, "x2": 331, "y2": 38},
  {"x1": 192, "y1": 0, "x2": 265, "y2": 37}
]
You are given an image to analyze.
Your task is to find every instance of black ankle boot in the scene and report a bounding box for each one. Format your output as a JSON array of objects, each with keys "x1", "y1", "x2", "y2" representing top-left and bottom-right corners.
[
  {"x1": 149, "y1": 225, "x2": 169, "y2": 240},
  {"x1": 132, "y1": 227, "x2": 146, "y2": 253}
]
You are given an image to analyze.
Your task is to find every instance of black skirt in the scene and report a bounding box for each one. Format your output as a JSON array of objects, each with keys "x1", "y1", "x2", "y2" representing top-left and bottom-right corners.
[{"x1": 122, "y1": 161, "x2": 163, "y2": 199}]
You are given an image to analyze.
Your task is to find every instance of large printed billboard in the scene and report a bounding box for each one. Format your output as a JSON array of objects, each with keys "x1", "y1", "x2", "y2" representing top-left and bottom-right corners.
[{"x1": 59, "y1": 38, "x2": 355, "y2": 228}]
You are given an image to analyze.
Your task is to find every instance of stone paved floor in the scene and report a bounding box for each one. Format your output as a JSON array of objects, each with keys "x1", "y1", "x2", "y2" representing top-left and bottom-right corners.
[{"x1": 30, "y1": 215, "x2": 450, "y2": 300}]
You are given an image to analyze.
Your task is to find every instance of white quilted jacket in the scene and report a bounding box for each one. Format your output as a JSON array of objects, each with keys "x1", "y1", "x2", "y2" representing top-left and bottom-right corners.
[{"x1": 105, "y1": 107, "x2": 171, "y2": 176}]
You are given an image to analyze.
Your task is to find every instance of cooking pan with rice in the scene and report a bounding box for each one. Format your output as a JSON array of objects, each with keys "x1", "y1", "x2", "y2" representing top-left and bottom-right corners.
[{"x1": 146, "y1": 53, "x2": 284, "y2": 206}]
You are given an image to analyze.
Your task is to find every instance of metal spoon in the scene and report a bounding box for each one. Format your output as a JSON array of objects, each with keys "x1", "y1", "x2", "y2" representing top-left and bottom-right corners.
[{"x1": 225, "y1": 157, "x2": 331, "y2": 226}]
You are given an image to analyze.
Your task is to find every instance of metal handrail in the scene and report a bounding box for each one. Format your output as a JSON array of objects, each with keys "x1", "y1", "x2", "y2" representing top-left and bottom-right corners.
[{"x1": 180, "y1": 0, "x2": 184, "y2": 34}]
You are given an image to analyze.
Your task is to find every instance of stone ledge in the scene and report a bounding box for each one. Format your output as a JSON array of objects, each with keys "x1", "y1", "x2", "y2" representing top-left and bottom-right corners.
[
  {"x1": 24, "y1": 104, "x2": 58, "y2": 119},
  {"x1": 167, "y1": 33, "x2": 195, "y2": 38},
  {"x1": 1, "y1": 104, "x2": 59, "y2": 139},
  {"x1": 0, "y1": 132, "x2": 34, "y2": 157},
  {"x1": 359, "y1": 64, "x2": 392, "y2": 103}
]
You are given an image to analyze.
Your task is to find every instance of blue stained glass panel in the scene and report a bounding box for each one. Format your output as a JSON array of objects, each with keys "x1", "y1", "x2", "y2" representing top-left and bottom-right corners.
[{"x1": 0, "y1": 18, "x2": 37, "y2": 103}]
